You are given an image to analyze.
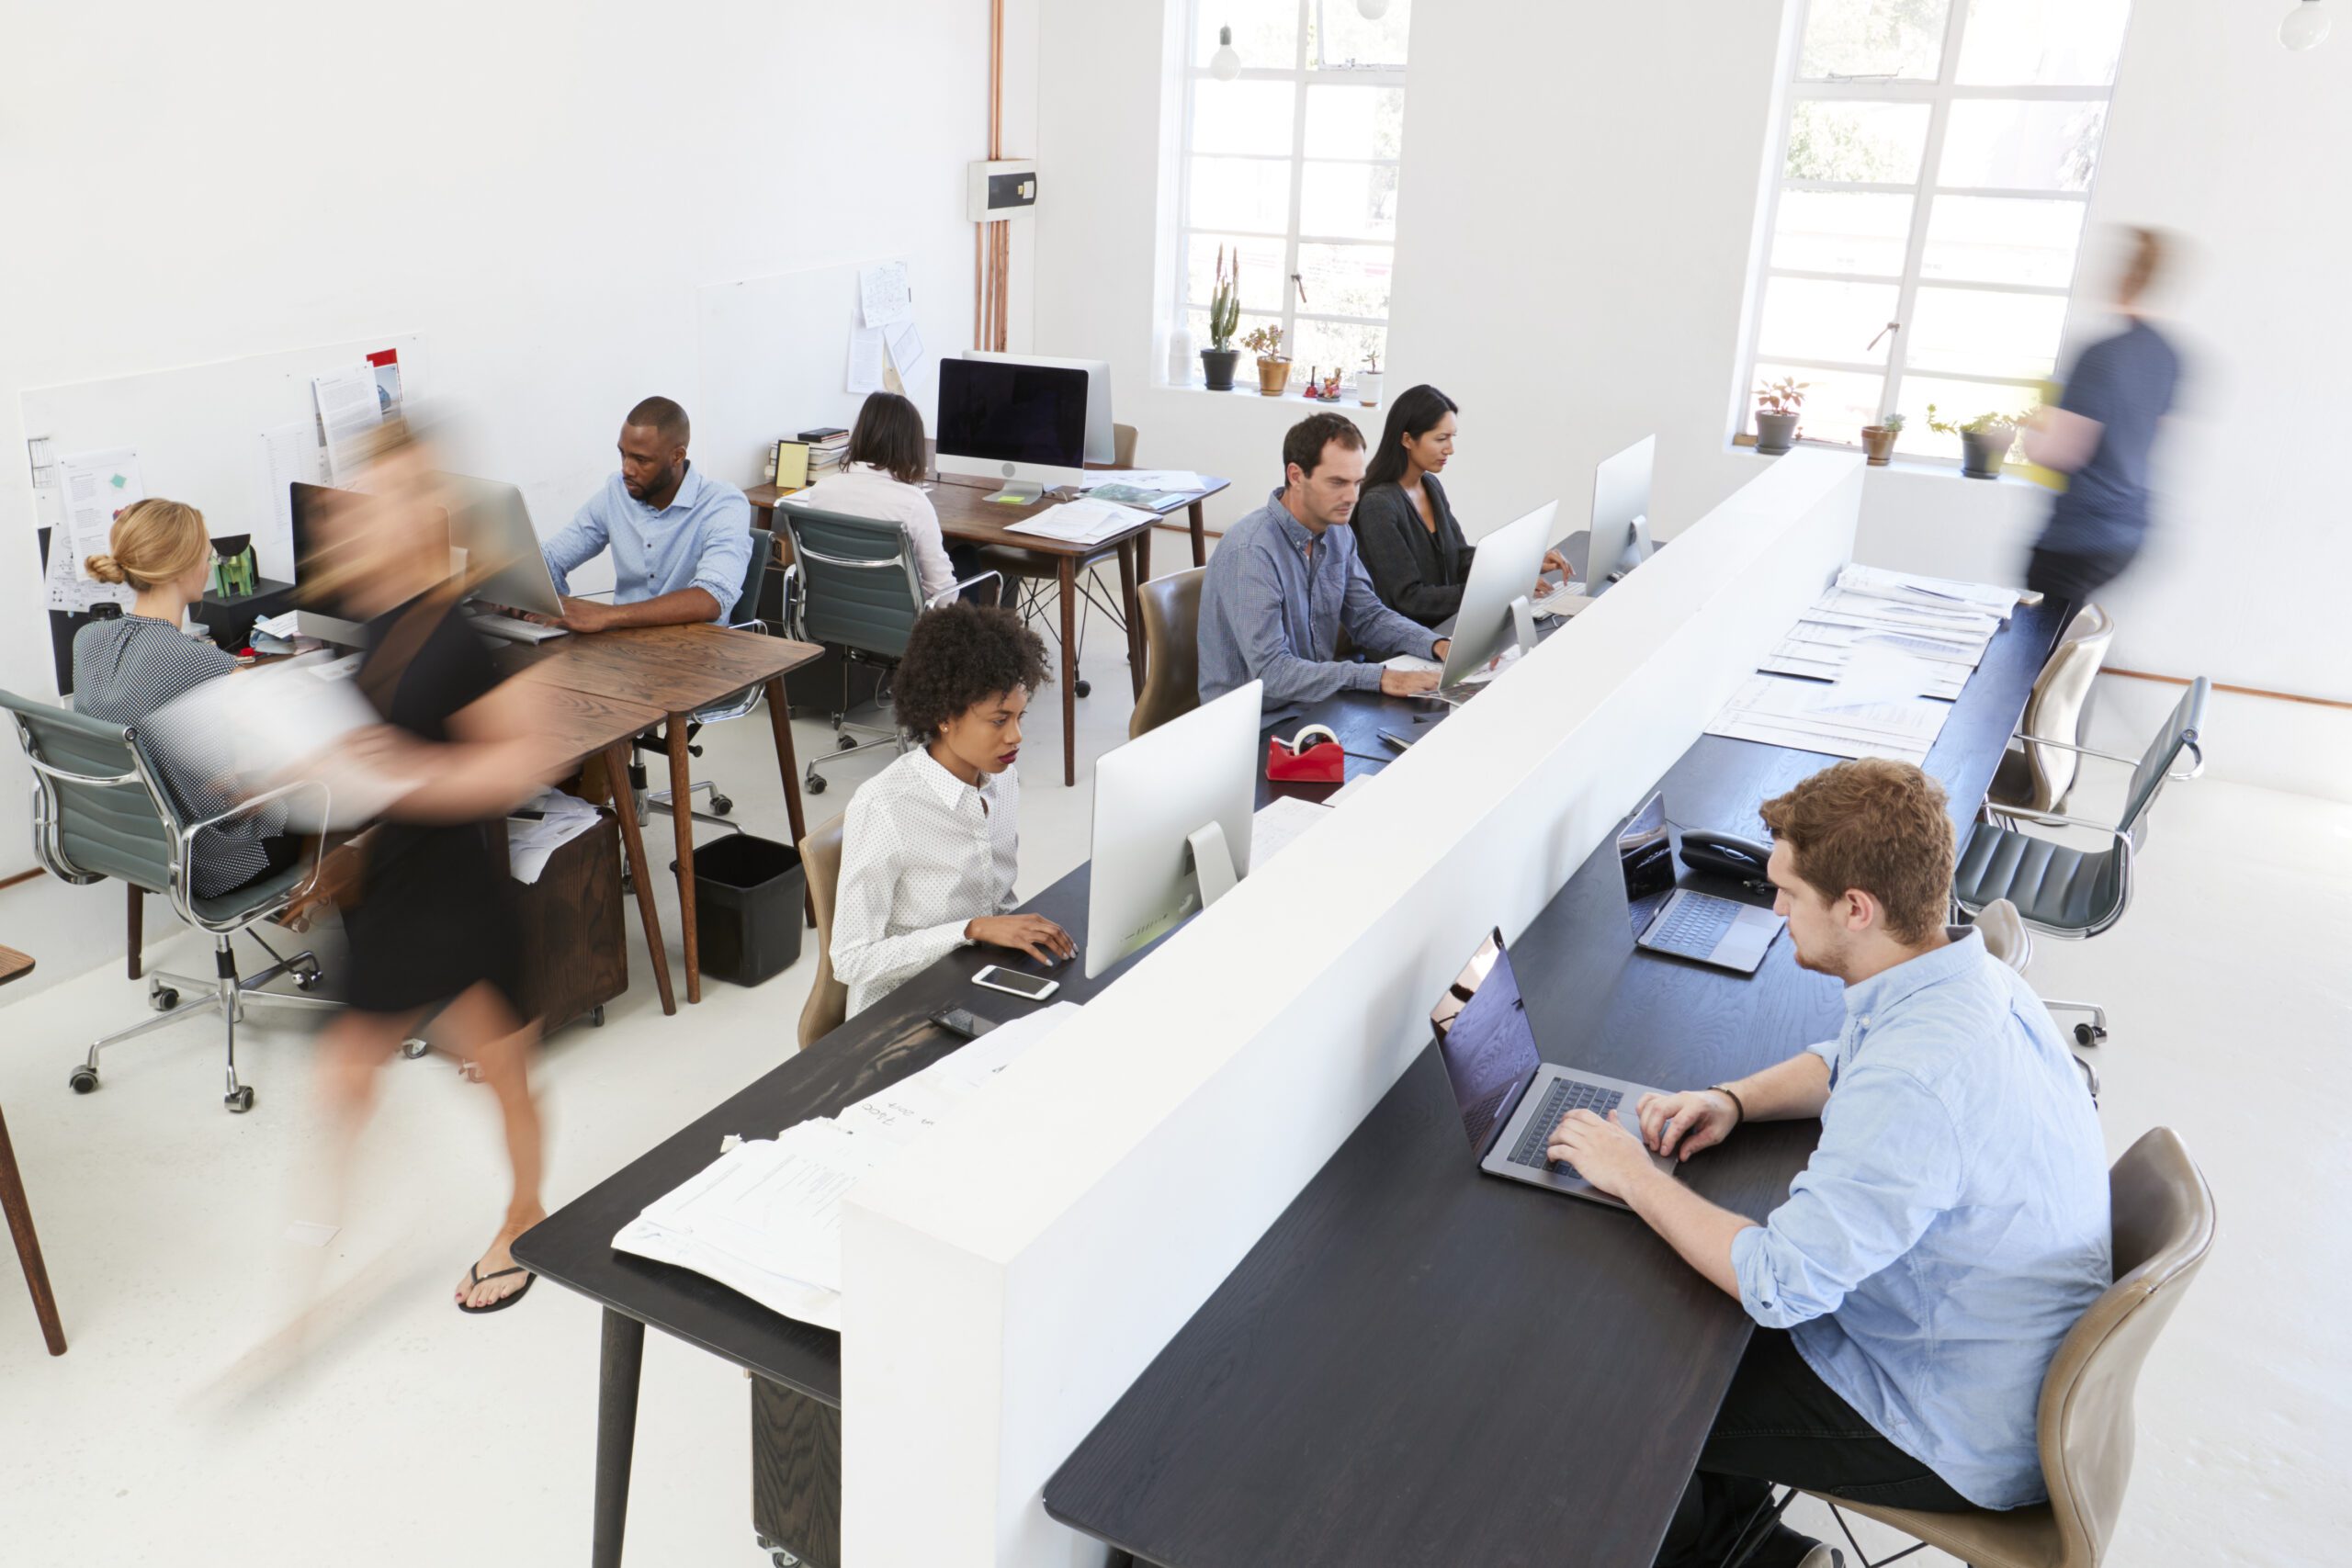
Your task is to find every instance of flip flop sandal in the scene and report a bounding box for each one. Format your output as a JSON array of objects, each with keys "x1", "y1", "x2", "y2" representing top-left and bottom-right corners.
[{"x1": 457, "y1": 1262, "x2": 536, "y2": 1314}]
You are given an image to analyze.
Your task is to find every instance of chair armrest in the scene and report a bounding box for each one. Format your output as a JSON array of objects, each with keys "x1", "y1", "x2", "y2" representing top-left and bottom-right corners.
[
  {"x1": 171, "y1": 777, "x2": 333, "y2": 931},
  {"x1": 1983, "y1": 803, "x2": 2118, "y2": 834},
  {"x1": 2008, "y1": 731, "x2": 2205, "y2": 783},
  {"x1": 925, "y1": 569, "x2": 1002, "y2": 611}
]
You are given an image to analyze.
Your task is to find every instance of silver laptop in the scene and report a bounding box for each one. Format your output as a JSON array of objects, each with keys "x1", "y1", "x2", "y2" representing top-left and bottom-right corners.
[
  {"x1": 1430, "y1": 928, "x2": 1677, "y2": 1211},
  {"x1": 1618, "y1": 794, "x2": 1785, "y2": 976}
]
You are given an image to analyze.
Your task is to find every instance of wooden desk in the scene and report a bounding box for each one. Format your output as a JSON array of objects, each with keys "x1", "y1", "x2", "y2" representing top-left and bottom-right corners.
[
  {"x1": 503, "y1": 624, "x2": 824, "y2": 1005},
  {"x1": 749, "y1": 473, "x2": 1232, "y2": 787},
  {"x1": 531, "y1": 686, "x2": 681, "y2": 1019}
]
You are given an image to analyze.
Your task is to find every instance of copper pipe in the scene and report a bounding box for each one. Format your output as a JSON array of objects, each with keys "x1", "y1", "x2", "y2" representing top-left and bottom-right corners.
[
  {"x1": 975, "y1": 222, "x2": 986, "y2": 348},
  {"x1": 989, "y1": 0, "x2": 1004, "y2": 160}
]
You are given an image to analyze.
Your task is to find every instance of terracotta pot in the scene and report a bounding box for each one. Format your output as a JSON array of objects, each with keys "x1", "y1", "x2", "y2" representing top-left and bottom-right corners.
[
  {"x1": 1960, "y1": 424, "x2": 2015, "y2": 479},
  {"x1": 1861, "y1": 426, "x2": 1897, "y2": 466},
  {"x1": 1201, "y1": 348, "x2": 1240, "y2": 391},
  {"x1": 1755, "y1": 411, "x2": 1799, "y2": 455},
  {"x1": 1255, "y1": 355, "x2": 1294, "y2": 396}
]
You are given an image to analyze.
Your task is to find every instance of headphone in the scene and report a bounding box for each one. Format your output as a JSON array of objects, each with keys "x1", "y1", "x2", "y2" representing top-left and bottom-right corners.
[{"x1": 1281, "y1": 724, "x2": 1340, "y2": 753}]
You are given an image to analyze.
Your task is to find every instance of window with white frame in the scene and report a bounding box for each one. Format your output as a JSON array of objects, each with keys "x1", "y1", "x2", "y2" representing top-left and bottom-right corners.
[
  {"x1": 1170, "y1": 0, "x2": 1410, "y2": 388},
  {"x1": 1739, "y1": 0, "x2": 2134, "y2": 463}
]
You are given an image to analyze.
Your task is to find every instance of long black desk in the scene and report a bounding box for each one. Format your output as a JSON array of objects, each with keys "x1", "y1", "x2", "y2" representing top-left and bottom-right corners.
[{"x1": 1043, "y1": 599, "x2": 2069, "y2": 1568}]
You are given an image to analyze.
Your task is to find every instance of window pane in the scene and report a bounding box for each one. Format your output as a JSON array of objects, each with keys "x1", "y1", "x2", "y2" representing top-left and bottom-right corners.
[
  {"x1": 1313, "y1": 0, "x2": 1412, "y2": 68},
  {"x1": 1897, "y1": 375, "x2": 2041, "y2": 461},
  {"x1": 1183, "y1": 232, "x2": 1288, "y2": 310},
  {"x1": 1784, "y1": 101, "x2": 1932, "y2": 184},
  {"x1": 1750, "y1": 363, "x2": 1887, "y2": 447},
  {"x1": 1291, "y1": 318, "x2": 1389, "y2": 382},
  {"x1": 1295, "y1": 243, "x2": 1393, "y2": 321},
  {"x1": 1193, "y1": 0, "x2": 1298, "y2": 68},
  {"x1": 1907, "y1": 287, "x2": 2070, "y2": 378},
  {"x1": 1920, "y1": 196, "x2": 2086, "y2": 287},
  {"x1": 1189, "y1": 80, "x2": 1297, "y2": 157},
  {"x1": 1771, "y1": 190, "x2": 1915, "y2": 276},
  {"x1": 1189, "y1": 154, "x2": 1293, "y2": 232},
  {"x1": 1939, "y1": 100, "x2": 2107, "y2": 191},
  {"x1": 1954, "y1": 0, "x2": 2130, "y2": 85},
  {"x1": 1797, "y1": 0, "x2": 1951, "y2": 82},
  {"x1": 1188, "y1": 307, "x2": 1285, "y2": 358},
  {"x1": 1304, "y1": 85, "x2": 1406, "y2": 160},
  {"x1": 1299, "y1": 161, "x2": 1399, "y2": 240},
  {"x1": 1758, "y1": 276, "x2": 1903, "y2": 366}
]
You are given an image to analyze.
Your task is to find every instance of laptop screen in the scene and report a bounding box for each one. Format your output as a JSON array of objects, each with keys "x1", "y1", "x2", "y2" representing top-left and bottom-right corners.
[{"x1": 1430, "y1": 929, "x2": 1543, "y2": 1155}]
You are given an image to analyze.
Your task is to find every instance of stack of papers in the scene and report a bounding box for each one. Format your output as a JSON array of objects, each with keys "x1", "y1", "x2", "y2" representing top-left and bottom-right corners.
[
  {"x1": 613, "y1": 1002, "x2": 1080, "y2": 1329},
  {"x1": 1089, "y1": 468, "x2": 1206, "y2": 495},
  {"x1": 1758, "y1": 565, "x2": 2013, "y2": 693},
  {"x1": 1834, "y1": 563, "x2": 2020, "y2": 620},
  {"x1": 1005, "y1": 498, "x2": 1153, "y2": 547},
  {"x1": 1708, "y1": 674, "x2": 1952, "y2": 767},
  {"x1": 506, "y1": 788, "x2": 605, "y2": 884}
]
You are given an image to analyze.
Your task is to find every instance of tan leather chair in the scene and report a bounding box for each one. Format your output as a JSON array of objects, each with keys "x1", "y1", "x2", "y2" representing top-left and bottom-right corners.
[
  {"x1": 1991, "y1": 604, "x2": 2115, "y2": 815},
  {"x1": 1792, "y1": 1127, "x2": 2215, "y2": 1568},
  {"x1": 797, "y1": 813, "x2": 850, "y2": 1051},
  {"x1": 1112, "y1": 422, "x2": 1138, "y2": 468},
  {"x1": 1130, "y1": 568, "x2": 1205, "y2": 739}
]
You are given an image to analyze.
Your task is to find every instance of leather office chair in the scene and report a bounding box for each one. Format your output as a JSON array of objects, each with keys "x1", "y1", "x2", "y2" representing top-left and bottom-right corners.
[
  {"x1": 1970, "y1": 897, "x2": 2098, "y2": 1104},
  {"x1": 1736, "y1": 1127, "x2": 2216, "y2": 1568},
  {"x1": 1989, "y1": 604, "x2": 2115, "y2": 815},
  {"x1": 1, "y1": 689, "x2": 343, "y2": 1112},
  {"x1": 796, "y1": 812, "x2": 849, "y2": 1051},
  {"x1": 1952, "y1": 678, "x2": 2207, "y2": 1046},
  {"x1": 635, "y1": 525, "x2": 778, "y2": 831},
  {"x1": 776, "y1": 502, "x2": 999, "y2": 796},
  {"x1": 1130, "y1": 568, "x2": 1205, "y2": 739}
]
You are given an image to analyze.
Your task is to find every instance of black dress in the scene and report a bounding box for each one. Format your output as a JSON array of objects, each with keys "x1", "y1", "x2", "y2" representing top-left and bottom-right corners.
[
  {"x1": 1351, "y1": 474, "x2": 1476, "y2": 627},
  {"x1": 343, "y1": 592, "x2": 521, "y2": 1016}
]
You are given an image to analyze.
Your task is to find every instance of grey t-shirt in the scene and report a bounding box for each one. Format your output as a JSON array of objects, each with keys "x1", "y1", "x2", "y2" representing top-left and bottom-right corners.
[{"x1": 2036, "y1": 319, "x2": 2180, "y2": 561}]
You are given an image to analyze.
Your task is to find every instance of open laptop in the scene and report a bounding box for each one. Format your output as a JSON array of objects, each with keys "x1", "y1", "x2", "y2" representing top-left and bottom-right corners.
[
  {"x1": 1618, "y1": 793, "x2": 1785, "y2": 975},
  {"x1": 1430, "y1": 928, "x2": 1677, "y2": 1211}
]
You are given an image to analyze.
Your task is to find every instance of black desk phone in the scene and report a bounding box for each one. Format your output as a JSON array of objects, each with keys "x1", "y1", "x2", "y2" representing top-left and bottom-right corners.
[{"x1": 1679, "y1": 829, "x2": 1773, "y2": 883}]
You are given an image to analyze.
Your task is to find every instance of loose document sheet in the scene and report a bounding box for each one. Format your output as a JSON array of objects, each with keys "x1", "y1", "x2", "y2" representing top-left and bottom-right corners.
[{"x1": 1004, "y1": 497, "x2": 1152, "y2": 547}]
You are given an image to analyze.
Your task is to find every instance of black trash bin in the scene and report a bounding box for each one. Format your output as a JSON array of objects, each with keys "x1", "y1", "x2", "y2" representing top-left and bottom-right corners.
[{"x1": 674, "y1": 834, "x2": 805, "y2": 987}]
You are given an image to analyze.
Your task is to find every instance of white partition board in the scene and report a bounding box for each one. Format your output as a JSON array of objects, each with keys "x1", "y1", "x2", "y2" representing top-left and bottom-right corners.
[{"x1": 838, "y1": 452, "x2": 1868, "y2": 1564}]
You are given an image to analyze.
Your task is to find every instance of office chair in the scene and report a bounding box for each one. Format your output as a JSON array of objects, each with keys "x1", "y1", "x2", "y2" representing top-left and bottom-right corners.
[
  {"x1": 1129, "y1": 567, "x2": 1205, "y2": 739},
  {"x1": 631, "y1": 525, "x2": 780, "y2": 831},
  {"x1": 1989, "y1": 604, "x2": 2116, "y2": 815},
  {"x1": 1724, "y1": 1127, "x2": 2215, "y2": 1568},
  {"x1": 1951, "y1": 677, "x2": 2207, "y2": 1046},
  {"x1": 1969, "y1": 897, "x2": 2098, "y2": 1103},
  {"x1": 1, "y1": 689, "x2": 344, "y2": 1112},
  {"x1": 980, "y1": 420, "x2": 1144, "y2": 703},
  {"x1": 796, "y1": 812, "x2": 849, "y2": 1050},
  {"x1": 775, "y1": 502, "x2": 999, "y2": 796}
]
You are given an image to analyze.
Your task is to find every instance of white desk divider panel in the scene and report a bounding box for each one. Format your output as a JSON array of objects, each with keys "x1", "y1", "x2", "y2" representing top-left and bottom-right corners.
[{"x1": 841, "y1": 451, "x2": 1869, "y2": 1565}]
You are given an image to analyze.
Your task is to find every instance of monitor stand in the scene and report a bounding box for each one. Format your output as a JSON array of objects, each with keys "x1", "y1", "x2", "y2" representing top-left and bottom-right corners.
[
  {"x1": 1184, "y1": 820, "x2": 1240, "y2": 911},
  {"x1": 1506, "y1": 594, "x2": 1542, "y2": 656},
  {"x1": 985, "y1": 477, "x2": 1046, "y2": 505}
]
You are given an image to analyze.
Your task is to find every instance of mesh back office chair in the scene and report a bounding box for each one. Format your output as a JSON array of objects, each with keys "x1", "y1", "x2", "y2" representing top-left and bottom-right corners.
[
  {"x1": 775, "y1": 502, "x2": 998, "y2": 796},
  {"x1": 1, "y1": 689, "x2": 341, "y2": 1112},
  {"x1": 1952, "y1": 678, "x2": 2208, "y2": 1047},
  {"x1": 796, "y1": 812, "x2": 849, "y2": 1050},
  {"x1": 1727, "y1": 1128, "x2": 2216, "y2": 1568},
  {"x1": 1129, "y1": 567, "x2": 1205, "y2": 739},
  {"x1": 627, "y1": 525, "x2": 781, "y2": 832},
  {"x1": 1989, "y1": 604, "x2": 2117, "y2": 815}
]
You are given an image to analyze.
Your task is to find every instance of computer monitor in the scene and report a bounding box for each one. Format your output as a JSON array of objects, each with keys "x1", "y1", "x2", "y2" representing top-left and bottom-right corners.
[
  {"x1": 936, "y1": 357, "x2": 1090, "y2": 504},
  {"x1": 962, "y1": 351, "x2": 1114, "y2": 465},
  {"x1": 1084, "y1": 680, "x2": 1262, "y2": 979},
  {"x1": 1582, "y1": 434, "x2": 1657, "y2": 583},
  {"x1": 288, "y1": 480, "x2": 371, "y2": 646},
  {"x1": 1440, "y1": 500, "x2": 1559, "y2": 689},
  {"x1": 442, "y1": 474, "x2": 564, "y2": 618}
]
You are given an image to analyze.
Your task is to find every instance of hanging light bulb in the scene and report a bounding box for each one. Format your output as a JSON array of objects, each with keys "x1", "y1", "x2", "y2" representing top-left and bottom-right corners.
[
  {"x1": 1211, "y1": 26, "x2": 1242, "y2": 80},
  {"x1": 1357, "y1": 0, "x2": 1394, "y2": 18},
  {"x1": 2281, "y1": 1, "x2": 2332, "y2": 50}
]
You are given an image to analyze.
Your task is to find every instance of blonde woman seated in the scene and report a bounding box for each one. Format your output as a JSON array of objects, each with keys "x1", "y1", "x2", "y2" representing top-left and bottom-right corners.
[
  {"x1": 73, "y1": 499, "x2": 297, "y2": 897},
  {"x1": 795, "y1": 390, "x2": 993, "y2": 605},
  {"x1": 831, "y1": 603, "x2": 1072, "y2": 1016}
]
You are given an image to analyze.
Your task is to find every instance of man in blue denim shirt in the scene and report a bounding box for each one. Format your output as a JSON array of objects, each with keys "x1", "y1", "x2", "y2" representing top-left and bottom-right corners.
[
  {"x1": 1552, "y1": 761, "x2": 2109, "y2": 1568},
  {"x1": 540, "y1": 396, "x2": 752, "y2": 634}
]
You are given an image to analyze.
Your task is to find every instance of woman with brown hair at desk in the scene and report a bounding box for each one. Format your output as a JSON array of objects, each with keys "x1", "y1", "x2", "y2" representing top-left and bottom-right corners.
[{"x1": 308, "y1": 419, "x2": 566, "y2": 1314}]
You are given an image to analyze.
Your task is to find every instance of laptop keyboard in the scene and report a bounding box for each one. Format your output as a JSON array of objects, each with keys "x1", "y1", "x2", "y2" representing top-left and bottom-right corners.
[
  {"x1": 1645, "y1": 892, "x2": 1743, "y2": 960},
  {"x1": 1507, "y1": 1077, "x2": 1623, "y2": 1177}
]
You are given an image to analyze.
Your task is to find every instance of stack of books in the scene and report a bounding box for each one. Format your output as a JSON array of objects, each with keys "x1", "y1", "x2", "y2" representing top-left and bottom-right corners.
[{"x1": 801, "y1": 426, "x2": 850, "y2": 484}]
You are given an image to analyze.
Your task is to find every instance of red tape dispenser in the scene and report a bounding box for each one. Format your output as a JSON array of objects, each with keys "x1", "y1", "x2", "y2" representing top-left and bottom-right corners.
[{"x1": 1266, "y1": 723, "x2": 1346, "y2": 784}]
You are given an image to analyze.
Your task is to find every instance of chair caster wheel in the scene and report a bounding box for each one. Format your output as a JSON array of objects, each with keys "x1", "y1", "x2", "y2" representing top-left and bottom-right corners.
[
  {"x1": 401, "y1": 1038, "x2": 430, "y2": 1060},
  {"x1": 225, "y1": 1086, "x2": 255, "y2": 1113},
  {"x1": 2075, "y1": 1022, "x2": 2106, "y2": 1045},
  {"x1": 150, "y1": 986, "x2": 180, "y2": 1012},
  {"x1": 1075, "y1": 679, "x2": 1092, "y2": 698},
  {"x1": 836, "y1": 734, "x2": 858, "y2": 751},
  {"x1": 591, "y1": 1004, "x2": 606, "y2": 1027},
  {"x1": 806, "y1": 773, "x2": 828, "y2": 795},
  {"x1": 69, "y1": 1066, "x2": 98, "y2": 1094},
  {"x1": 711, "y1": 795, "x2": 733, "y2": 816}
]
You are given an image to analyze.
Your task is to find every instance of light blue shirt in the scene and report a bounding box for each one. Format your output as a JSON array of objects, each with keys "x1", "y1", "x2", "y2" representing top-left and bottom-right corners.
[
  {"x1": 1196, "y1": 488, "x2": 1442, "y2": 725},
  {"x1": 541, "y1": 462, "x2": 752, "y2": 615},
  {"x1": 1729, "y1": 929, "x2": 2110, "y2": 1509}
]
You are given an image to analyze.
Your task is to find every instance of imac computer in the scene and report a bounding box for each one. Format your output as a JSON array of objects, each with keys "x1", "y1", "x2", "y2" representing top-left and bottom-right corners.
[
  {"x1": 1084, "y1": 681, "x2": 1263, "y2": 979},
  {"x1": 1439, "y1": 500, "x2": 1560, "y2": 690},
  {"x1": 1579, "y1": 434, "x2": 1657, "y2": 584},
  {"x1": 442, "y1": 474, "x2": 570, "y2": 642},
  {"x1": 936, "y1": 356, "x2": 1091, "y2": 504},
  {"x1": 962, "y1": 351, "x2": 1114, "y2": 465},
  {"x1": 289, "y1": 481, "x2": 374, "y2": 646}
]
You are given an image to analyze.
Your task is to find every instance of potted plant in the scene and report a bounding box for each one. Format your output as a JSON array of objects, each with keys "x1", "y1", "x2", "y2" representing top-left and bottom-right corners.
[
  {"x1": 1927, "y1": 403, "x2": 2024, "y2": 479},
  {"x1": 1753, "y1": 377, "x2": 1807, "y2": 454},
  {"x1": 1202, "y1": 246, "x2": 1241, "y2": 391},
  {"x1": 1244, "y1": 322, "x2": 1291, "y2": 396},
  {"x1": 1356, "y1": 351, "x2": 1385, "y2": 407},
  {"x1": 1860, "y1": 412, "x2": 1905, "y2": 466}
]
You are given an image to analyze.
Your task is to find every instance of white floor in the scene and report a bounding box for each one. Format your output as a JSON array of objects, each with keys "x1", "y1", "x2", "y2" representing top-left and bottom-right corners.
[{"x1": 0, "y1": 645, "x2": 2345, "y2": 1567}]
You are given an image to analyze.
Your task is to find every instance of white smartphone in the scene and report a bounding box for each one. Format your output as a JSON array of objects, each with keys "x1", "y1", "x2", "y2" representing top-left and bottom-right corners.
[{"x1": 972, "y1": 965, "x2": 1059, "y2": 1002}]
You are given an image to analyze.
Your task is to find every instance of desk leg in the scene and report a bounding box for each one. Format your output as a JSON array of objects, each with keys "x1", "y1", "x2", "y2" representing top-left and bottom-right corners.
[
  {"x1": 0, "y1": 1106, "x2": 66, "y2": 1357},
  {"x1": 593, "y1": 1308, "x2": 645, "y2": 1568},
  {"x1": 666, "y1": 718, "x2": 701, "y2": 1005},
  {"x1": 763, "y1": 677, "x2": 818, "y2": 929},
  {"x1": 1057, "y1": 557, "x2": 1079, "y2": 787},
  {"x1": 126, "y1": 886, "x2": 141, "y2": 981},
  {"x1": 601, "y1": 742, "x2": 675, "y2": 1018},
  {"x1": 1187, "y1": 499, "x2": 1207, "y2": 568},
  {"x1": 1117, "y1": 538, "x2": 1145, "y2": 702}
]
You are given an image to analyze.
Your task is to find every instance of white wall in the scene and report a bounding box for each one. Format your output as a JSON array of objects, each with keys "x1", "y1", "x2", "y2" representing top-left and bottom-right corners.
[
  {"x1": 1031, "y1": 0, "x2": 2352, "y2": 799},
  {"x1": 0, "y1": 0, "x2": 1036, "y2": 992}
]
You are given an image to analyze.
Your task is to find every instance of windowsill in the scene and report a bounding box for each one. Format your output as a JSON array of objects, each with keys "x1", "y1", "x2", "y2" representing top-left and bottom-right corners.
[
  {"x1": 1153, "y1": 378, "x2": 1383, "y2": 409},
  {"x1": 1728, "y1": 434, "x2": 2034, "y2": 485}
]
